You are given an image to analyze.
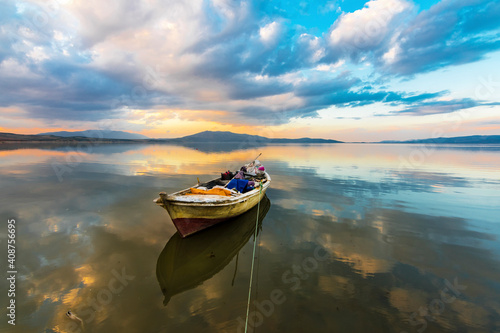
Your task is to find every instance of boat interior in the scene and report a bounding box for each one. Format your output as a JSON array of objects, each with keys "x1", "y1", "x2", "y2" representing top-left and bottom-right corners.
[{"x1": 175, "y1": 172, "x2": 269, "y2": 198}]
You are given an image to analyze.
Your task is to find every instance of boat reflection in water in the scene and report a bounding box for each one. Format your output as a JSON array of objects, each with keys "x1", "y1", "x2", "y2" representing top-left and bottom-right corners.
[{"x1": 156, "y1": 195, "x2": 271, "y2": 306}]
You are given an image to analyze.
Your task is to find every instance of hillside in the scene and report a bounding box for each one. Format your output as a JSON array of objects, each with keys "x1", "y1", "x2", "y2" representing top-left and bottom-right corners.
[
  {"x1": 0, "y1": 132, "x2": 69, "y2": 142},
  {"x1": 0, "y1": 132, "x2": 138, "y2": 143},
  {"x1": 38, "y1": 130, "x2": 149, "y2": 140},
  {"x1": 3, "y1": 131, "x2": 499, "y2": 145},
  {"x1": 1, "y1": 130, "x2": 342, "y2": 144},
  {"x1": 380, "y1": 135, "x2": 500, "y2": 144},
  {"x1": 169, "y1": 131, "x2": 343, "y2": 143}
]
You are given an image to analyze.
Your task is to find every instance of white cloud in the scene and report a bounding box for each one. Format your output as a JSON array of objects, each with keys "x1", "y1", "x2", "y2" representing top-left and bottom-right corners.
[
  {"x1": 329, "y1": 0, "x2": 411, "y2": 51},
  {"x1": 314, "y1": 60, "x2": 345, "y2": 72},
  {"x1": 27, "y1": 46, "x2": 49, "y2": 62},
  {"x1": 319, "y1": 0, "x2": 340, "y2": 14},
  {"x1": 259, "y1": 21, "x2": 281, "y2": 47},
  {"x1": 3, "y1": 0, "x2": 498, "y2": 134},
  {"x1": 0, "y1": 58, "x2": 37, "y2": 78},
  {"x1": 382, "y1": 44, "x2": 401, "y2": 64},
  {"x1": 298, "y1": 34, "x2": 326, "y2": 63},
  {"x1": 210, "y1": 0, "x2": 239, "y2": 20}
]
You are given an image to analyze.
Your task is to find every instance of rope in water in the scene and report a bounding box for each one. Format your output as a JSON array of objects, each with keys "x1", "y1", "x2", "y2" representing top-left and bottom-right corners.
[{"x1": 244, "y1": 181, "x2": 263, "y2": 333}]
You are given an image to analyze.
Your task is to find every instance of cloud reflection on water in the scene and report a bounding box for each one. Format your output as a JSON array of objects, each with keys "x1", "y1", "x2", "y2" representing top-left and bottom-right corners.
[{"x1": 0, "y1": 143, "x2": 499, "y2": 332}]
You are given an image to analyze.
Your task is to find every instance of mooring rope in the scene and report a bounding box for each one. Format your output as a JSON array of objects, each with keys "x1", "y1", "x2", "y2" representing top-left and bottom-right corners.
[
  {"x1": 255, "y1": 210, "x2": 263, "y2": 305},
  {"x1": 244, "y1": 181, "x2": 263, "y2": 333}
]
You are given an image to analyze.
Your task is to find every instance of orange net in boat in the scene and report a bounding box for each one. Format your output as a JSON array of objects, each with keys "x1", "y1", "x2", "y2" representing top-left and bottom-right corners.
[{"x1": 186, "y1": 187, "x2": 232, "y2": 196}]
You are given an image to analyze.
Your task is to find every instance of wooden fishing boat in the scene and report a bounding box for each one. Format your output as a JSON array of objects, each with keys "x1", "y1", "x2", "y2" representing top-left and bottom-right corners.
[
  {"x1": 154, "y1": 166, "x2": 271, "y2": 238},
  {"x1": 156, "y1": 196, "x2": 270, "y2": 305}
]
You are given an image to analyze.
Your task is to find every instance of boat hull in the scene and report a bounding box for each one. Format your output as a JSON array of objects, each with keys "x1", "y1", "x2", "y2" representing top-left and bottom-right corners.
[
  {"x1": 156, "y1": 196, "x2": 271, "y2": 305},
  {"x1": 167, "y1": 186, "x2": 269, "y2": 237},
  {"x1": 156, "y1": 172, "x2": 271, "y2": 237}
]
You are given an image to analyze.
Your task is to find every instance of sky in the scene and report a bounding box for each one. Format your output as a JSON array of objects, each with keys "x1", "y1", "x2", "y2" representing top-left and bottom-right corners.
[{"x1": 0, "y1": 0, "x2": 499, "y2": 141}]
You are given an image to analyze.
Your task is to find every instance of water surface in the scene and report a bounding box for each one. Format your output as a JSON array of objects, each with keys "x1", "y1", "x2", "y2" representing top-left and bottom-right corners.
[{"x1": 0, "y1": 143, "x2": 499, "y2": 333}]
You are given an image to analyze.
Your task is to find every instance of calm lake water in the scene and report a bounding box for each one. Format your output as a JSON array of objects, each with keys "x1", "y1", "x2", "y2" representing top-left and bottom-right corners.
[{"x1": 1, "y1": 143, "x2": 499, "y2": 333}]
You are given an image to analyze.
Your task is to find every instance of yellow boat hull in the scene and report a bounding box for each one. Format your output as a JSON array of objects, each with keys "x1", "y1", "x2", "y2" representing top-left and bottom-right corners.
[{"x1": 156, "y1": 173, "x2": 271, "y2": 237}]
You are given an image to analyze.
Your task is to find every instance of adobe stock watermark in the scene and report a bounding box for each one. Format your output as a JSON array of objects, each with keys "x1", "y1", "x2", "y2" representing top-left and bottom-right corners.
[
  {"x1": 400, "y1": 277, "x2": 467, "y2": 333},
  {"x1": 398, "y1": 74, "x2": 499, "y2": 171},
  {"x1": 226, "y1": 107, "x2": 288, "y2": 172},
  {"x1": 236, "y1": 242, "x2": 332, "y2": 333},
  {"x1": 110, "y1": 64, "x2": 164, "y2": 111},
  {"x1": 7, "y1": 0, "x2": 73, "y2": 44},
  {"x1": 64, "y1": 267, "x2": 135, "y2": 333},
  {"x1": 50, "y1": 120, "x2": 113, "y2": 182},
  {"x1": 51, "y1": 64, "x2": 165, "y2": 182},
  {"x1": 335, "y1": 1, "x2": 408, "y2": 53}
]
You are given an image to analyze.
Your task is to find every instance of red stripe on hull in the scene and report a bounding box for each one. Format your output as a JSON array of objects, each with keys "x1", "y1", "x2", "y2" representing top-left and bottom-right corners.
[{"x1": 173, "y1": 217, "x2": 231, "y2": 238}]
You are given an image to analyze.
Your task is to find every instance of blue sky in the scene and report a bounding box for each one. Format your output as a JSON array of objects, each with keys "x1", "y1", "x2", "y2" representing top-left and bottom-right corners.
[{"x1": 0, "y1": 0, "x2": 499, "y2": 141}]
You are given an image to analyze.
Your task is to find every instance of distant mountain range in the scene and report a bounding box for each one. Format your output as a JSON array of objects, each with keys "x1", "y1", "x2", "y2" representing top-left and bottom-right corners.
[
  {"x1": 0, "y1": 131, "x2": 144, "y2": 143},
  {"x1": 379, "y1": 135, "x2": 500, "y2": 144},
  {"x1": 38, "y1": 130, "x2": 149, "y2": 140},
  {"x1": 1, "y1": 130, "x2": 499, "y2": 145},
  {"x1": 0, "y1": 132, "x2": 65, "y2": 142},
  {"x1": 0, "y1": 130, "x2": 342, "y2": 144},
  {"x1": 163, "y1": 131, "x2": 343, "y2": 143}
]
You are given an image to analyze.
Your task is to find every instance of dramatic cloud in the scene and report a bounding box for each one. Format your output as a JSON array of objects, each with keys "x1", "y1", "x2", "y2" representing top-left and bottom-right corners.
[
  {"x1": 327, "y1": 0, "x2": 412, "y2": 61},
  {"x1": 380, "y1": 0, "x2": 500, "y2": 75},
  {"x1": 0, "y1": 0, "x2": 499, "y2": 136},
  {"x1": 389, "y1": 98, "x2": 478, "y2": 116},
  {"x1": 390, "y1": 99, "x2": 500, "y2": 116}
]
